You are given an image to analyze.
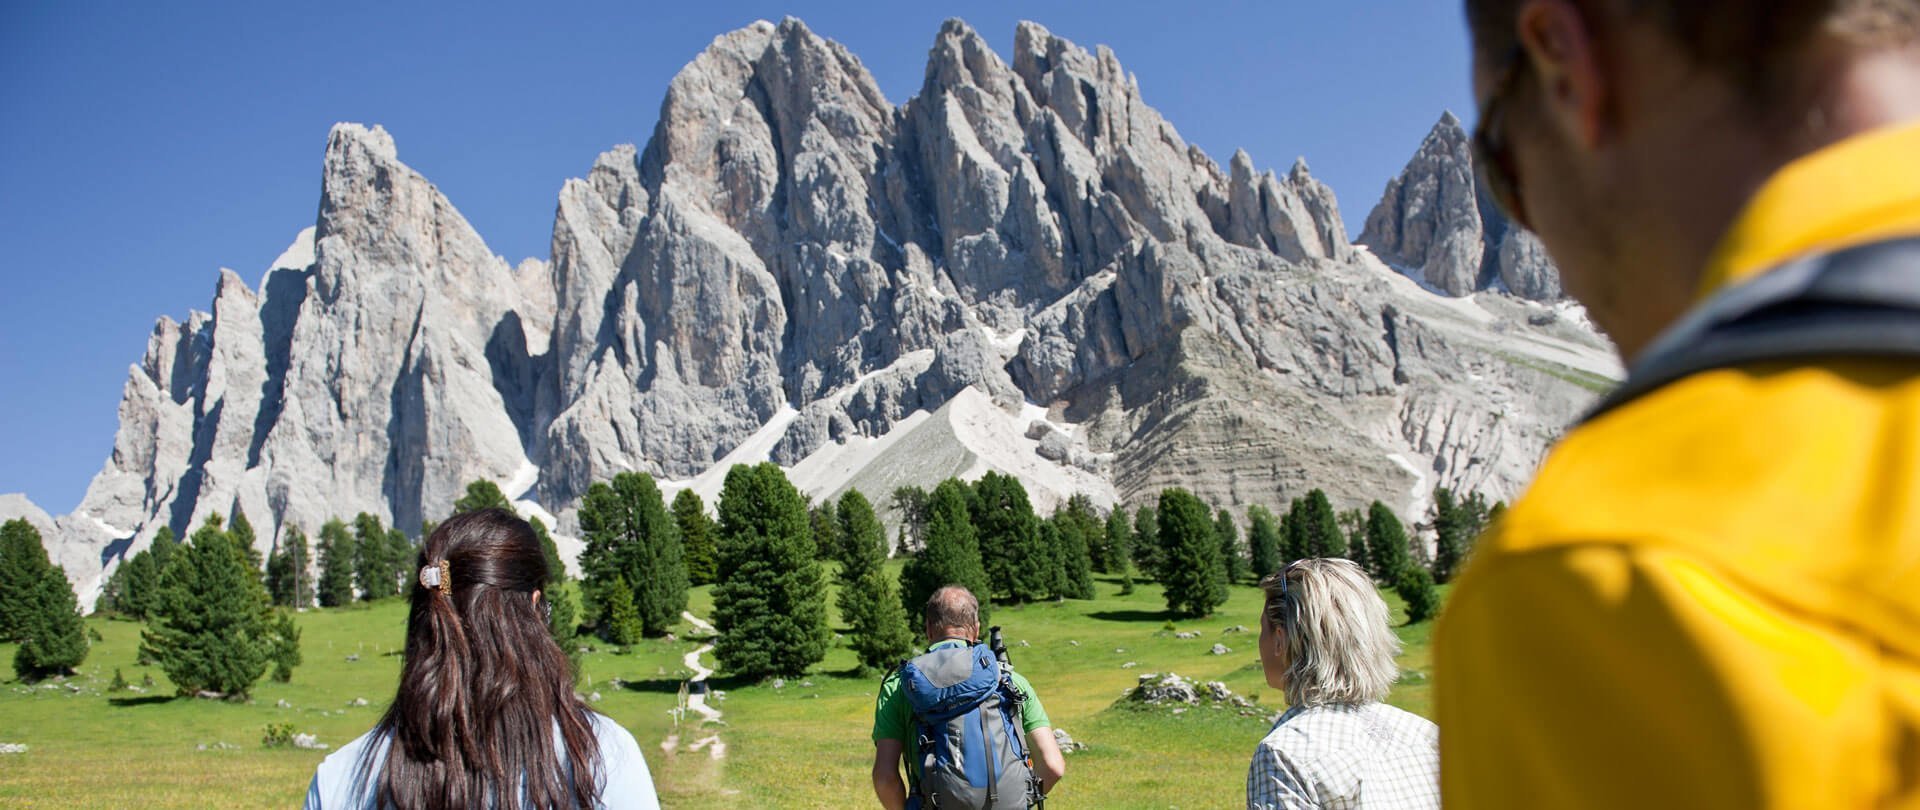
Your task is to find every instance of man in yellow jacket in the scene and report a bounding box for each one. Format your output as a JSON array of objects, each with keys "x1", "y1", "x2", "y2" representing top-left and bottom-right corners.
[{"x1": 1438, "y1": 2, "x2": 1920, "y2": 808}]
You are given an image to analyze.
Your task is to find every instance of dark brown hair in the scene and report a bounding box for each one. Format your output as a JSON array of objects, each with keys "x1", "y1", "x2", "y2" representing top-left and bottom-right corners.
[
  {"x1": 1465, "y1": 0, "x2": 1920, "y2": 99},
  {"x1": 361, "y1": 508, "x2": 599, "y2": 810}
]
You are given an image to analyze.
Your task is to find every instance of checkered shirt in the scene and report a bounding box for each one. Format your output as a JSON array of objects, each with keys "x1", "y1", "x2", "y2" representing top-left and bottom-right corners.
[{"x1": 1246, "y1": 702, "x2": 1440, "y2": 809}]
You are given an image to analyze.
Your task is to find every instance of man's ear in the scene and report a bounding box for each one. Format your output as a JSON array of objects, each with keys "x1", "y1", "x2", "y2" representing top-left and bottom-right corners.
[{"x1": 1517, "y1": 0, "x2": 1611, "y2": 148}]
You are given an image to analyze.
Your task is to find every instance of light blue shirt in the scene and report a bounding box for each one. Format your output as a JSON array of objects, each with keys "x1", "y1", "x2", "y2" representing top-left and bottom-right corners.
[{"x1": 304, "y1": 711, "x2": 660, "y2": 809}]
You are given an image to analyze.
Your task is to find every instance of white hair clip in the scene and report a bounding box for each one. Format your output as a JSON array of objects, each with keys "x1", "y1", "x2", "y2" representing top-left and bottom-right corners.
[{"x1": 419, "y1": 559, "x2": 451, "y2": 594}]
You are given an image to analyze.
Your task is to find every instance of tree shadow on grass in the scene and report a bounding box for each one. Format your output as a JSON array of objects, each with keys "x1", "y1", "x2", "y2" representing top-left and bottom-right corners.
[
  {"x1": 1085, "y1": 609, "x2": 1178, "y2": 623},
  {"x1": 616, "y1": 673, "x2": 758, "y2": 695},
  {"x1": 108, "y1": 694, "x2": 176, "y2": 707}
]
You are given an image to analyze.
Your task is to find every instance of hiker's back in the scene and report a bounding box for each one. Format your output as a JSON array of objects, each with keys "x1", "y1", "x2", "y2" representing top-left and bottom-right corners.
[{"x1": 897, "y1": 643, "x2": 1035, "y2": 809}]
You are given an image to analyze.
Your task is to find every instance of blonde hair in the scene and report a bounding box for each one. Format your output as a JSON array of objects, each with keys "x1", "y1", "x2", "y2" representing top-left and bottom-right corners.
[{"x1": 1260, "y1": 558, "x2": 1402, "y2": 707}]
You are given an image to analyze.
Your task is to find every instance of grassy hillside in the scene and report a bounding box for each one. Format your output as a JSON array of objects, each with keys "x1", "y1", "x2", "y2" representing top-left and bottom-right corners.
[{"x1": 0, "y1": 570, "x2": 1441, "y2": 808}]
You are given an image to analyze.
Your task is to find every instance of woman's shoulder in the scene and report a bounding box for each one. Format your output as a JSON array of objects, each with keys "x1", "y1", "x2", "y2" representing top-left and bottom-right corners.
[{"x1": 307, "y1": 728, "x2": 388, "y2": 809}]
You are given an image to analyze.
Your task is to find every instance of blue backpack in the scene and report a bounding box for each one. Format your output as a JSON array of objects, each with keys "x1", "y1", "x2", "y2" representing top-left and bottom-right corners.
[{"x1": 897, "y1": 643, "x2": 1037, "y2": 809}]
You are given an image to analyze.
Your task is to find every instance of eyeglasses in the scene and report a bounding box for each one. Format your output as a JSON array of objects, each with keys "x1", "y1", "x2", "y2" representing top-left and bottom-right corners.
[{"x1": 1472, "y1": 45, "x2": 1532, "y2": 233}]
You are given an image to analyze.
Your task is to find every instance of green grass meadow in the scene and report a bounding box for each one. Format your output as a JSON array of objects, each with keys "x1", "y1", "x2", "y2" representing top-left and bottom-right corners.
[{"x1": 0, "y1": 570, "x2": 1442, "y2": 808}]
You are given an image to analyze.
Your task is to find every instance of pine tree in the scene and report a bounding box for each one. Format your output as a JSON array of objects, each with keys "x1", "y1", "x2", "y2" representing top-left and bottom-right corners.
[
  {"x1": 578, "y1": 472, "x2": 688, "y2": 638},
  {"x1": 1365, "y1": 501, "x2": 1411, "y2": 582},
  {"x1": 230, "y1": 508, "x2": 263, "y2": 576},
  {"x1": 1281, "y1": 498, "x2": 1309, "y2": 563},
  {"x1": 1047, "y1": 515, "x2": 1096, "y2": 600},
  {"x1": 453, "y1": 479, "x2": 512, "y2": 514},
  {"x1": 1395, "y1": 566, "x2": 1441, "y2": 623},
  {"x1": 108, "y1": 527, "x2": 175, "y2": 620},
  {"x1": 316, "y1": 519, "x2": 356, "y2": 608},
  {"x1": 1303, "y1": 490, "x2": 1346, "y2": 558},
  {"x1": 971, "y1": 472, "x2": 1048, "y2": 604},
  {"x1": 385, "y1": 529, "x2": 413, "y2": 593},
  {"x1": 141, "y1": 520, "x2": 276, "y2": 697},
  {"x1": 352, "y1": 514, "x2": 399, "y2": 601},
  {"x1": 1157, "y1": 489, "x2": 1228, "y2": 617},
  {"x1": 2, "y1": 520, "x2": 89, "y2": 679},
  {"x1": 266, "y1": 610, "x2": 302, "y2": 683},
  {"x1": 810, "y1": 498, "x2": 839, "y2": 562},
  {"x1": 1050, "y1": 495, "x2": 1100, "y2": 600},
  {"x1": 0, "y1": 519, "x2": 49, "y2": 639},
  {"x1": 1247, "y1": 505, "x2": 1282, "y2": 580},
  {"x1": 1341, "y1": 508, "x2": 1371, "y2": 574},
  {"x1": 890, "y1": 486, "x2": 931, "y2": 555},
  {"x1": 1132, "y1": 505, "x2": 1160, "y2": 581},
  {"x1": 899, "y1": 479, "x2": 991, "y2": 627},
  {"x1": 1103, "y1": 507, "x2": 1132, "y2": 576},
  {"x1": 1215, "y1": 508, "x2": 1246, "y2": 584},
  {"x1": 835, "y1": 490, "x2": 914, "y2": 672},
  {"x1": 1428, "y1": 487, "x2": 1466, "y2": 583},
  {"x1": 265, "y1": 525, "x2": 312, "y2": 609},
  {"x1": 672, "y1": 489, "x2": 719, "y2": 586},
  {"x1": 712, "y1": 463, "x2": 830, "y2": 678},
  {"x1": 600, "y1": 575, "x2": 644, "y2": 645}
]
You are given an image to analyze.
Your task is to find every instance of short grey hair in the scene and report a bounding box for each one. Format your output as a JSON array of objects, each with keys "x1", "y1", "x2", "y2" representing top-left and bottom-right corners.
[
  {"x1": 924, "y1": 585, "x2": 979, "y2": 632},
  {"x1": 1260, "y1": 558, "x2": 1402, "y2": 708}
]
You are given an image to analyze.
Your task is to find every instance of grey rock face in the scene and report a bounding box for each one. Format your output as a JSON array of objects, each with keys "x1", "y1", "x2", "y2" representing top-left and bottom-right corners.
[
  {"x1": 44, "y1": 17, "x2": 1614, "y2": 607},
  {"x1": 1359, "y1": 112, "x2": 1565, "y2": 301}
]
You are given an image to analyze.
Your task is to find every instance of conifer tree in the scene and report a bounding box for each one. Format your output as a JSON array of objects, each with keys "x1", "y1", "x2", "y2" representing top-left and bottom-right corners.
[
  {"x1": 2, "y1": 520, "x2": 88, "y2": 679},
  {"x1": 0, "y1": 519, "x2": 49, "y2": 639},
  {"x1": 1365, "y1": 501, "x2": 1411, "y2": 582},
  {"x1": 1281, "y1": 498, "x2": 1309, "y2": 563},
  {"x1": 1050, "y1": 495, "x2": 1100, "y2": 599},
  {"x1": 1303, "y1": 490, "x2": 1346, "y2": 558},
  {"x1": 1157, "y1": 489, "x2": 1228, "y2": 617},
  {"x1": 672, "y1": 489, "x2": 719, "y2": 586},
  {"x1": 971, "y1": 472, "x2": 1048, "y2": 603},
  {"x1": 1216, "y1": 508, "x2": 1246, "y2": 584},
  {"x1": 230, "y1": 509, "x2": 263, "y2": 576},
  {"x1": 835, "y1": 490, "x2": 914, "y2": 671},
  {"x1": 352, "y1": 514, "x2": 399, "y2": 601},
  {"x1": 1341, "y1": 508, "x2": 1371, "y2": 574},
  {"x1": 385, "y1": 528, "x2": 413, "y2": 591},
  {"x1": 265, "y1": 525, "x2": 311, "y2": 608},
  {"x1": 1132, "y1": 505, "x2": 1160, "y2": 581},
  {"x1": 141, "y1": 520, "x2": 279, "y2": 697},
  {"x1": 578, "y1": 472, "x2": 688, "y2": 638},
  {"x1": 316, "y1": 519, "x2": 356, "y2": 608},
  {"x1": 600, "y1": 575, "x2": 644, "y2": 645},
  {"x1": 109, "y1": 527, "x2": 177, "y2": 620},
  {"x1": 1436, "y1": 487, "x2": 1459, "y2": 583},
  {"x1": 899, "y1": 479, "x2": 991, "y2": 627},
  {"x1": 453, "y1": 479, "x2": 512, "y2": 514},
  {"x1": 889, "y1": 486, "x2": 930, "y2": 555},
  {"x1": 1247, "y1": 505, "x2": 1282, "y2": 579},
  {"x1": 712, "y1": 463, "x2": 831, "y2": 678},
  {"x1": 1396, "y1": 565, "x2": 1441, "y2": 623},
  {"x1": 266, "y1": 610, "x2": 301, "y2": 683},
  {"x1": 810, "y1": 498, "x2": 839, "y2": 562},
  {"x1": 1103, "y1": 507, "x2": 1132, "y2": 576},
  {"x1": 1046, "y1": 515, "x2": 1096, "y2": 600}
]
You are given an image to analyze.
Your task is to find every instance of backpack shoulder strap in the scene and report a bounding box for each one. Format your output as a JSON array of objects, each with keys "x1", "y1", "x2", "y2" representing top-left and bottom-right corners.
[{"x1": 1582, "y1": 236, "x2": 1920, "y2": 424}]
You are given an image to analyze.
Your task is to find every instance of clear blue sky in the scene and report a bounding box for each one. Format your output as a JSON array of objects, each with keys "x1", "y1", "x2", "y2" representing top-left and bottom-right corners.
[{"x1": 0, "y1": 1, "x2": 1476, "y2": 514}]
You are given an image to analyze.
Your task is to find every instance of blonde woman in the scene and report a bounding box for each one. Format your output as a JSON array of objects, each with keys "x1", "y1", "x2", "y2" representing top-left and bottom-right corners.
[{"x1": 1248, "y1": 559, "x2": 1438, "y2": 809}]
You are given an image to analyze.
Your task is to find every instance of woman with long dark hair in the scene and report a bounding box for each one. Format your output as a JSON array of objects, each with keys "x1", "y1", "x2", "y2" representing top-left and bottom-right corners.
[{"x1": 304, "y1": 508, "x2": 659, "y2": 809}]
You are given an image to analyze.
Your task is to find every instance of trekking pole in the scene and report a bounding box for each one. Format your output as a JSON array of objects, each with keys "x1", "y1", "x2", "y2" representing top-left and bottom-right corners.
[{"x1": 989, "y1": 625, "x2": 1010, "y2": 668}]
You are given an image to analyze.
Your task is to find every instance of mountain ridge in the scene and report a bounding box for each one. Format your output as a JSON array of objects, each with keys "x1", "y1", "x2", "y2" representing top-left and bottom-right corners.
[{"x1": 22, "y1": 17, "x2": 1616, "y2": 607}]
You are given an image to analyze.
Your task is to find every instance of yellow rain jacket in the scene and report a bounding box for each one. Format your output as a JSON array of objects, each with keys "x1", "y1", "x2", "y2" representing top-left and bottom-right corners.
[{"x1": 1436, "y1": 121, "x2": 1920, "y2": 809}]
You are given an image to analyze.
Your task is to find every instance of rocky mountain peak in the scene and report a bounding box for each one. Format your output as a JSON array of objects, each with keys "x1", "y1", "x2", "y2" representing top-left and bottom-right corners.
[
  {"x1": 1358, "y1": 111, "x2": 1562, "y2": 301},
  {"x1": 40, "y1": 18, "x2": 1615, "y2": 610}
]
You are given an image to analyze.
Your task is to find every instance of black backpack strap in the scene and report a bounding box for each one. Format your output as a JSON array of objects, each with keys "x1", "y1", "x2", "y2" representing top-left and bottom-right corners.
[{"x1": 1583, "y1": 236, "x2": 1920, "y2": 424}]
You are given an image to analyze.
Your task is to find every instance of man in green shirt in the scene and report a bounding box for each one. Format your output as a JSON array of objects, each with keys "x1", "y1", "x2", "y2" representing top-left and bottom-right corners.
[{"x1": 871, "y1": 585, "x2": 1066, "y2": 809}]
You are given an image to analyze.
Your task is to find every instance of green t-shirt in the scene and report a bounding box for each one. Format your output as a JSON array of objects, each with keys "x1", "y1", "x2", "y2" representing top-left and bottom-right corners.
[{"x1": 872, "y1": 640, "x2": 1050, "y2": 780}]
